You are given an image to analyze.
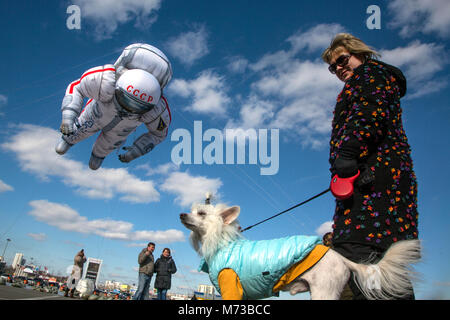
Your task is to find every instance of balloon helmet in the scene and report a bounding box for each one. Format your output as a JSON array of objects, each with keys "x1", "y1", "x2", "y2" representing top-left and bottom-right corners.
[{"x1": 115, "y1": 69, "x2": 161, "y2": 114}]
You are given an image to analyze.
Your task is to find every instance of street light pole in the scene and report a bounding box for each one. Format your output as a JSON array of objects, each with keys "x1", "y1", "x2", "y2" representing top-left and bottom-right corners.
[{"x1": 1, "y1": 238, "x2": 11, "y2": 260}]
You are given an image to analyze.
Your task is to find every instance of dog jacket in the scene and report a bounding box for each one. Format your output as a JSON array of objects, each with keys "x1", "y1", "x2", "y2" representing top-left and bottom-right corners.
[{"x1": 198, "y1": 235, "x2": 327, "y2": 299}]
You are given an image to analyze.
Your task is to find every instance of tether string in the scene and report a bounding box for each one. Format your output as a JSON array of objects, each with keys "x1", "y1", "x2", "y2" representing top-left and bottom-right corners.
[{"x1": 241, "y1": 188, "x2": 331, "y2": 232}]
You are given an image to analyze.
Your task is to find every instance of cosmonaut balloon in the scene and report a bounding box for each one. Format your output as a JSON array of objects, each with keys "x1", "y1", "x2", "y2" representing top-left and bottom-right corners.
[{"x1": 55, "y1": 43, "x2": 173, "y2": 170}]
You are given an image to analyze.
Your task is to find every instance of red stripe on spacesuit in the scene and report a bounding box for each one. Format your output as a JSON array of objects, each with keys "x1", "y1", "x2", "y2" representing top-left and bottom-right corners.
[
  {"x1": 80, "y1": 99, "x2": 93, "y2": 115},
  {"x1": 161, "y1": 96, "x2": 171, "y2": 124},
  {"x1": 68, "y1": 67, "x2": 116, "y2": 94},
  {"x1": 68, "y1": 80, "x2": 81, "y2": 94}
]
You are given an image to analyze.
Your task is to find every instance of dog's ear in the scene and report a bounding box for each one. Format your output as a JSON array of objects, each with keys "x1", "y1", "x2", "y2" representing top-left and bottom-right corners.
[{"x1": 219, "y1": 206, "x2": 240, "y2": 225}]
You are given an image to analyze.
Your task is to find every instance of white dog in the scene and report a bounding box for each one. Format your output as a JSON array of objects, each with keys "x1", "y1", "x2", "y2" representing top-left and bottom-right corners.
[{"x1": 180, "y1": 202, "x2": 421, "y2": 300}]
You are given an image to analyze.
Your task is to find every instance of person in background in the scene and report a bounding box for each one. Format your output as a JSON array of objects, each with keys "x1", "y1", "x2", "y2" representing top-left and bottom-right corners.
[
  {"x1": 154, "y1": 248, "x2": 177, "y2": 300},
  {"x1": 322, "y1": 232, "x2": 333, "y2": 247},
  {"x1": 322, "y1": 33, "x2": 419, "y2": 300},
  {"x1": 133, "y1": 242, "x2": 155, "y2": 300},
  {"x1": 65, "y1": 249, "x2": 86, "y2": 298}
]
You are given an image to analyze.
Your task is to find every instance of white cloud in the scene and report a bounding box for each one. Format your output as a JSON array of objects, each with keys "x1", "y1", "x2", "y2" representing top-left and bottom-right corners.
[
  {"x1": 27, "y1": 233, "x2": 47, "y2": 241},
  {"x1": 388, "y1": 0, "x2": 450, "y2": 38},
  {"x1": 28, "y1": 200, "x2": 185, "y2": 243},
  {"x1": 166, "y1": 25, "x2": 209, "y2": 66},
  {"x1": 136, "y1": 162, "x2": 180, "y2": 176},
  {"x1": 252, "y1": 60, "x2": 341, "y2": 102},
  {"x1": 233, "y1": 24, "x2": 344, "y2": 148},
  {"x1": 227, "y1": 23, "x2": 447, "y2": 149},
  {"x1": 1, "y1": 124, "x2": 160, "y2": 203},
  {"x1": 380, "y1": 41, "x2": 449, "y2": 98},
  {"x1": 381, "y1": 41, "x2": 447, "y2": 81},
  {"x1": 249, "y1": 23, "x2": 346, "y2": 72},
  {"x1": 169, "y1": 23, "x2": 345, "y2": 148},
  {"x1": 169, "y1": 24, "x2": 344, "y2": 149},
  {"x1": 226, "y1": 94, "x2": 276, "y2": 130},
  {"x1": 161, "y1": 171, "x2": 222, "y2": 207},
  {"x1": 0, "y1": 179, "x2": 13, "y2": 193},
  {"x1": 249, "y1": 48, "x2": 294, "y2": 73},
  {"x1": 315, "y1": 221, "x2": 333, "y2": 236},
  {"x1": 405, "y1": 80, "x2": 448, "y2": 100},
  {"x1": 0, "y1": 94, "x2": 6, "y2": 116},
  {"x1": 189, "y1": 269, "x2": 204, "y2": 275},
  {"x1": 227, "y1": 56, "x2": 249, "y2": 74},
  {"x1": 125, "y1": 242, "x2": 149, "y2": 247},
  {"x1": 287, "y1": 23, "x2": 346, "y2": 54},
  {"x1": 169, "y1": 70, "x2": 231, "y2": 117},
  {"x1": 73, "y1": 0, "x2": 161, "y2": 40}
]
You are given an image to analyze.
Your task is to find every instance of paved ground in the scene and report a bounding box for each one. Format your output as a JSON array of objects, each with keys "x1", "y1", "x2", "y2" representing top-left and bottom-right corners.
[{"x1": 0, "y1": 284, "x2": 73, "y2": 300}]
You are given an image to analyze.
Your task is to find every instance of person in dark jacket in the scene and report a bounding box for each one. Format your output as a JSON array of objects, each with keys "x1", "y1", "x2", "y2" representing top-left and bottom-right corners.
[
  {"x1": 322, "y1": 33, "x2": 419, "y2": 300},
  {"x1": 133, "y1": 242, "x2": 155, "y2": 300},
  {"x1": 154, "y1": 248, "x2": 177, "y2": 300}
]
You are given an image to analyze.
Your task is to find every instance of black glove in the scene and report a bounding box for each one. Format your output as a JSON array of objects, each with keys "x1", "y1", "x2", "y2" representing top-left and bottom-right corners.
[
  {"x1": 334, "y1": 158, "x2": 375, "y2": 186},
  {"x1": 355, "y1": 164, "x2": 375, "y2": 188},
  {"x1": 333, "y1": 157, "x2": 358, "y2": 178}
]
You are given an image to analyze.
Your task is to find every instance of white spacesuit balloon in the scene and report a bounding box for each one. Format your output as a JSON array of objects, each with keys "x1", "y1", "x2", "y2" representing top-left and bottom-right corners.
[
  {"x1": 55, "y1": 44, "x2": 172, "y2": 170},
  {"x1": 114, "y1": 43, "x2": 173, "y2": 89}
]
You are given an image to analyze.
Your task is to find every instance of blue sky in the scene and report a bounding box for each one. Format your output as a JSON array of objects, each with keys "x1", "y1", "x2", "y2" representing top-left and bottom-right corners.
[{"x1": 0, "y1": 0, "x2": 449, "y2": 299}]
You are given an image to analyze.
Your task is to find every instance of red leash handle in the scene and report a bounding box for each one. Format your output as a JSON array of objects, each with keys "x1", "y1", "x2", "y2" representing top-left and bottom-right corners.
[{"x1": 330, "y1": 171, "x2": 360, "y2": 200}]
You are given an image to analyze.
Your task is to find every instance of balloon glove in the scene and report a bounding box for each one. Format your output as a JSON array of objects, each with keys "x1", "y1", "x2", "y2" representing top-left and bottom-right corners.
[
  {"x1": 118, "y1": 146, "x2": 141, "y2": 163},
  {"x1": 60, "y1": 118, "x2": 75, "y2": 135}
]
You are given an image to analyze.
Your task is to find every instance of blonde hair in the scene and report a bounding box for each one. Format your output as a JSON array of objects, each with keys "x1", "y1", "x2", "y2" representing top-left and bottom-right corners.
[{"x1": 322, "y1": 33, "x2": 380, "y2": 64}]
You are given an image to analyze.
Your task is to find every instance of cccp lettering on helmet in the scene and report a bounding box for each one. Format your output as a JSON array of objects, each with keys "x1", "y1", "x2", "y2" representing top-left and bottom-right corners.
[{"x1": 126, "y1": 84, "x2": 154, "y2": 103}]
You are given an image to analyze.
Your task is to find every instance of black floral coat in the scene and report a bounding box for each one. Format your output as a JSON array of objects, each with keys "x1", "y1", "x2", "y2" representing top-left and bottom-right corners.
[{"x1": 329, "y1": 59, "x2": 419, "y2": 250}]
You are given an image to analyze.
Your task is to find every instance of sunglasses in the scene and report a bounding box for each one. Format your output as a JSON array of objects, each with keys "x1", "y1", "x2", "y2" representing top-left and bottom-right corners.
[{"x1": 328, "y1": 54, "x2": 351, "y2": 74}]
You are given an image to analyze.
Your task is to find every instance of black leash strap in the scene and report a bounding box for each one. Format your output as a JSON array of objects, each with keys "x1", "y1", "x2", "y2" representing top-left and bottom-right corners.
[{"x1": 241, "y1": 188, "x2": 331, "y2": 232}]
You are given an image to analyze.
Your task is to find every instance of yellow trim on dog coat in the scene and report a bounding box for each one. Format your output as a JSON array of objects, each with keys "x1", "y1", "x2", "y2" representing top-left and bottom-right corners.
[
  {"x1": 273, "y1": 244, "x2": 330, "y2": 293},
  {"x1": 218, "y1": 269, "x2": 244, "y2": 300}
]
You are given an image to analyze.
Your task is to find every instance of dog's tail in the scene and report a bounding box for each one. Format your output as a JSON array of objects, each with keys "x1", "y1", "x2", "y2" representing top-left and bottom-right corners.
[{"x1": 341, "y1": 239, "x2": 421, "y2": 300}]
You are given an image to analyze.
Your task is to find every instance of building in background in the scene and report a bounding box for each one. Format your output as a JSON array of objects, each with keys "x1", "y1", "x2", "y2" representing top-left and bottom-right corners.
[
  {"x1": 104, "y1": 280, "x2": 121, "y2": 291},
  {"x1": 197, "y1": 284, "x2": 215, "y2": 295},
  {"x1": 195, "y1": 284, "x2": 221, "y2": 300},
  {"x1": 120, "y1": 284, "x2": 130, "y2": 293},
  {"x1": 12, "y1": 253, "x2": 24, "y2": 269}
]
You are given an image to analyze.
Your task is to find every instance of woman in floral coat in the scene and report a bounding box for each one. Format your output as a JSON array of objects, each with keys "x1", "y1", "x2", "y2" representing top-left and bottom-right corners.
[{"x1": 322, "y1": 33, "x2": 419, "y2": 299}]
